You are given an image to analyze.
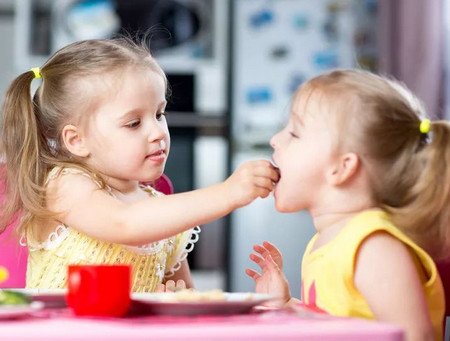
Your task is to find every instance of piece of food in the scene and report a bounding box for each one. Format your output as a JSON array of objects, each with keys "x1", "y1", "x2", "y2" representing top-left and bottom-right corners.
[
  {"x1": 161, "y1": 289, "x2": 227, "y2": 303},
  {"x1": 0, "y1": 290, "x2": 31, "y2": 305}
]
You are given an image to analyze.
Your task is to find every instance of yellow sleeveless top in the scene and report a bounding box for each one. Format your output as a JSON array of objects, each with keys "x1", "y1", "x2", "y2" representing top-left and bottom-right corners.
[
  {"x1": 24, "y1": 167, "x2": 200, "y2": 292},
  {"x1": 301, "y1": 210, "x2": 444, "y2": 340}
]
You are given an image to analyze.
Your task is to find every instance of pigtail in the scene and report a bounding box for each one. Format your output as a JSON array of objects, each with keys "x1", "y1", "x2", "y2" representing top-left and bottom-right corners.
[
  {"x1": 387, "y1": 121, "x2": 450, "y2": 260},
  {"x1": 0, "y1": 70, "x2": 48, "y2": 234}
]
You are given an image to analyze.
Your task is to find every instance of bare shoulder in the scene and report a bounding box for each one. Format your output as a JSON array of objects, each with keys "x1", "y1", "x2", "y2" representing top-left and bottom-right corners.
[
  {"x1": 353, "y1": 232, "x2": 435, "y2": 340},
  {"x1": 358, "y1": 231, "x2": 411, "y2": 260},
  {"x1": 46, "y1": 168, "x2": 101, "y2": 212},
  {"x1": 354, "y1": 231, "x2": 415, "y2": 284}
]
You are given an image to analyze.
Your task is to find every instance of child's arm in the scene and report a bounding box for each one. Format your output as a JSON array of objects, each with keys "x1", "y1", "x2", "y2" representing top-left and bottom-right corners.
[
  {"x1": 354, "y1": 232, "x2": 435, "y2": 341},
  {"x1": 48, "y1": 160, "x2": 279, "y2": 245}
]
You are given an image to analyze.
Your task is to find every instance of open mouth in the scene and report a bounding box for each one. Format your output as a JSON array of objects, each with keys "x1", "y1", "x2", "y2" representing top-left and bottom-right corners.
[{"x1": 271, "y1": 160, "x2": 281, "y2": 183}]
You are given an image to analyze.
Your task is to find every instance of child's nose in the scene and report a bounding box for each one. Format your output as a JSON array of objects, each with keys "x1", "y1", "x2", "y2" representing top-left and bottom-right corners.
[
  {"x1": 270, "y1": 134, "x2": 278, "y2": 149},
  {"x1": 147, "y1": 123, "x2": 167, "y2": 143}
]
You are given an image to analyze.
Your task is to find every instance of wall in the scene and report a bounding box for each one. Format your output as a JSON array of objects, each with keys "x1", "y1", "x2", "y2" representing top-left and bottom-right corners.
[{"x1": 0, "y1": 2, "x2": 14, "y2": 104}]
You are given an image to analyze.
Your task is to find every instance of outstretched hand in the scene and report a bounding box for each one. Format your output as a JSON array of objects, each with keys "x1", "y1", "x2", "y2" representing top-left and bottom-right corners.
[
  {"x1": 246, "y1": 241, "x2": 291, "y2": 306},
  {"x1": 224, "y1": 160, "x2": 280, "y2": 209},
  {"x1": 252, "y1": 241, "x2": 284, "y2": 270}
]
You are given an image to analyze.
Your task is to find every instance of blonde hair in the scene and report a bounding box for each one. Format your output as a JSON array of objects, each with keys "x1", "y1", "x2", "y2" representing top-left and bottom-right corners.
[
  {"x1": 0, "y1": 37, "x2": 167, "y2": 236},
  {"x1": 298, "y1": 69, "x2": 450, "y2": 260}
]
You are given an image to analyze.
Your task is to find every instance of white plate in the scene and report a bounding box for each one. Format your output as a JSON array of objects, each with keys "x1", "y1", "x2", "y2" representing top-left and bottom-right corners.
[
  {"x1": 0, "y1": 301, "x2": 44, "y2": 319},
  {"x1": 131, "y1": 292, "x2": 274, "y2": 316},
  {"x1": 7, "y1": 288, "x2": 66, "y2": 295},
  {"x1": 7, "y1": 289, "x2": 67, "y2": 308}
]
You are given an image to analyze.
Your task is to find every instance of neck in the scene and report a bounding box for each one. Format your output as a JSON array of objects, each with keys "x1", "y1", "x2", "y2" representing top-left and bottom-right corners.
[
  {"x1": 310, "y1": 187, "x2": 377, "y2": 236},
  {"x1": 104, "y1": 176, "x2": 141, "y2": 195}
]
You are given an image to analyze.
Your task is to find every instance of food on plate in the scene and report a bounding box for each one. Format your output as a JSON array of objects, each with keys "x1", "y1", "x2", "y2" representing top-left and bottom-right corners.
[
  {"x1": 161, "y1": 289, "x2": 227, "y2": 303},
  {"x1": 0, "y1": 290, "x2": 32, "y2": 305}
]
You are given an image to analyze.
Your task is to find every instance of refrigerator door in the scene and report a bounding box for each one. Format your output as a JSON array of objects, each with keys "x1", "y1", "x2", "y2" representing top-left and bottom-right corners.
[{"x1": 231, "y1": 0, "x2": 377, "y2": 147}]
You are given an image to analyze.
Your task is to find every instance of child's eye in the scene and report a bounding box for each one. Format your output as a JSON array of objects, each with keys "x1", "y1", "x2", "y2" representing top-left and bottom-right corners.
[
  {"x1": 126, "y1": 120, "x2": 141, "y2": 128},
  {"x1": 156, "y1": 111, "x2": 167, "y2": 121},
  {"x1": 289, "y1": 131, "x2": 299, "y2": 138}
]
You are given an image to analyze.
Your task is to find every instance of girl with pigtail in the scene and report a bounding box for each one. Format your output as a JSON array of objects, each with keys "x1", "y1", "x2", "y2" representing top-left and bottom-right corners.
[
  {"x1": 0, "y1": 37, "x2": 279, "y2": 293},
  {"x1": 247, "y1": 69, "x2": 448, "y2": 341}
]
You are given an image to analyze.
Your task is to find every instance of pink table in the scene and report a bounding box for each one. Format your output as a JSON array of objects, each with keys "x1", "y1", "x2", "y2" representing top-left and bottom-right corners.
[{"x1": 0, "y1": 308, "x2": 403, "y2": 341}]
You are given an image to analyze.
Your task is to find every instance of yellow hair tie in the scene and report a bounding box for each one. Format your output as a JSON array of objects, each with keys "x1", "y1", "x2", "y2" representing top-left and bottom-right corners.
[
  {"x1": 31, "y1": 67, "x2": 41, "y2": 79},
  {"x1": 419, "y1": 119, "x2": 431, "y2": 134}
]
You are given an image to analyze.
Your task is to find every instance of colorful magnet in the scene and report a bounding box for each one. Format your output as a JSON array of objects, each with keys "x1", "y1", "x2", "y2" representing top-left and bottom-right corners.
[
  {"x1": 246, "y1": 87, "x2": 273, "y2": 104},
  {"x1": 249, "y1": 9, "x2": 275, "y2": 28}
]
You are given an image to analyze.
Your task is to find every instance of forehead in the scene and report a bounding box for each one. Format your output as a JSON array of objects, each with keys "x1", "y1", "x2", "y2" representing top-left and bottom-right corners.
[
  {"x1": 291, "y1": 86, "x2": 325, "y2": 121},
  {"x1": 82, "y1": 67, "x2": 164, "y2": 99},
  {"x1": 72, "y1": 68, "x2": 165, "y2": 125}
]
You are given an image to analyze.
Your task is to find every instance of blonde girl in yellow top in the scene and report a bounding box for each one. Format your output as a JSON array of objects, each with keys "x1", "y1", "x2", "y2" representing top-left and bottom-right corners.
[
  {"x1": 246, "y1": 69, "x2": 447, "y2": 341},
  {"x1": 0, "y1": 37, "x2": 279, "y2": 293}
]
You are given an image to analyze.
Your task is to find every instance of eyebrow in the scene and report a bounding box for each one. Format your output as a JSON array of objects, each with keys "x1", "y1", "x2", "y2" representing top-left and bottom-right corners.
[{"x1": 119, "y1": 100, "x2": 167, "y2": 121}]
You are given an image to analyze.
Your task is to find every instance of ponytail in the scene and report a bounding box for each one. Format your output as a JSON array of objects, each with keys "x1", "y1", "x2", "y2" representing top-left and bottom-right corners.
[
  {"x1": 0, "y1": 70, "x2": 49, "y2": 234},
  {"x1": 387, "y1": 120, "x2": 450, "y2": 260}
]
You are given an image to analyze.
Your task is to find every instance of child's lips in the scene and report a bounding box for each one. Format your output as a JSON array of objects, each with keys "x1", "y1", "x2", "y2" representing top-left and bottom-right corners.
[{"x1": 146, "y1": 150, "x2": 166, "y2": 162}]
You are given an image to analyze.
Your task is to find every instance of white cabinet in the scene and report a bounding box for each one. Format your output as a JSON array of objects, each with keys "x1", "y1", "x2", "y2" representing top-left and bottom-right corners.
[{"x1": 0, "y1": 8, "x2": 15, "y2": 104}]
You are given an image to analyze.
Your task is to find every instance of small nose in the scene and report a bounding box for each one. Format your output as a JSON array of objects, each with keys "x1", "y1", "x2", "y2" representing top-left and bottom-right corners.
[
  {"x1": 147, "y1": 122, "x2": 167, "y2": 143},
  {"x1": 270, "y1": 133, "x2": 279, "y2": 149}
]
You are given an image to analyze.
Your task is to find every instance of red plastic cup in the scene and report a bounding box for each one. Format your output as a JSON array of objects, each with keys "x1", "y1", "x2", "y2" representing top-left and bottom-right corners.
[{"x1": 66, "y1": 264, "x2": 131, "y2": 317}]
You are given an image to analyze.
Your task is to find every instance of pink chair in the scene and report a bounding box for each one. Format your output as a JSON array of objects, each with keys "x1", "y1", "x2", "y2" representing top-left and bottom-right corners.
[
  {"x1": 0, "y1": 172, "x2": 173, "y2": 288},
  {"x1": 436, "y1": 260, "x2": 450, "y2": 336},
  {"x1": 146, "y1": 173, "x2": 174, "y2": 196},
  {"x1": 0, "y1": 224, "x2": 27, "y2": 288}
]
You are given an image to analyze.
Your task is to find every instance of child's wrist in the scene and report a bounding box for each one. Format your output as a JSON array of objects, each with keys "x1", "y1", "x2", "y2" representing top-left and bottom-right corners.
[{"x1": 216, "y1": 182, "x2": 236, "y2": 212}]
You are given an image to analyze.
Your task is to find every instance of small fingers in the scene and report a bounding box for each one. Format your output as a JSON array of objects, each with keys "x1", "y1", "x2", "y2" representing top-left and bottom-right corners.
[
  {"x1": 251, "y1": 160, "x2": 281, "y2": 183},
  {"x1": 249, "y1": 253, "x2": 265, "y2": 268},
  {"x1": 176, "y1": 279, "x2": 186, "y2": 290},
  {"x1": 263, "y1": 241, "x2": 279, "y2": 253},
  {"x1": 165, "y1": 280, "x2": 176, "y2": 292},
  {"x1": 262, "y1": 241, "x2": 282, "y2": 260},
  {"x1": 245, "y1": 268, "x2": 261, "y2": 280},
  {"x1": 156, "y1": 283, "x2": 166, "y2": 292},
  {"x1": 250, "y1": 252, "x2": 277, "y2": 273},
  {"x1": 255, "y1": 177, "x2": 276, "y2": 191},
  {"x1": 253, "y1": 244, "x2": 270, "y2": 257},
  {"x1": 254, "y1": 243, "x2": 280, "y2": 262},
  {"x1": 258, "y1": 189, "x2": 272, "y2": 199},
  {"x1": 264, "y1": 254, "x2": 277, "y2": 268}
]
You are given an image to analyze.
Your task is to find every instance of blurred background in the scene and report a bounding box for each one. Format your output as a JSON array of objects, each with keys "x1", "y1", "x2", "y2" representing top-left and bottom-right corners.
[{"x1": 0, "y1": 0, "x2": 447, "y2": 298}]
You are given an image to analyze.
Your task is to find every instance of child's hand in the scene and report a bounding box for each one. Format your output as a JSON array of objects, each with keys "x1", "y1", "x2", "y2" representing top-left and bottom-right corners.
[
  {"x1": 224, "y1": 160, "x2": 279, "y2": 209},
  {"x1": 156, "y1": 279, "x2": 187, "y2": 293},
  {"x1": 246, "y1": 242, "x2": 291, "y2": 307},
  {"x1": 252, "y1": 241, "x2": 283, "y2": 271}
]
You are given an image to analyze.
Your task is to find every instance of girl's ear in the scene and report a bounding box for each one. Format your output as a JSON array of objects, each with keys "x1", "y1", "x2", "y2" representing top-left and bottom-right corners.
[
  {"x1": 327, "y1": 152, "x2": 360, "y2": 186},
  {"x1": 61, "y1": 124, "x2": 90, "y2": 158}
]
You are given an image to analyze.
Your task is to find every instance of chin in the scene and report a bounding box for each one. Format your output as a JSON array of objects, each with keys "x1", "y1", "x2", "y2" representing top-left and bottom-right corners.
[
  {"x1": 140, "y1": 169, "x2": 164, "y2": 183},
  {"x1": 275, "y1": 200, "x2": 291, "y2": 213},
  {"x1": 275, "y1": 199, "x2": 302, "y2": 213}
]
